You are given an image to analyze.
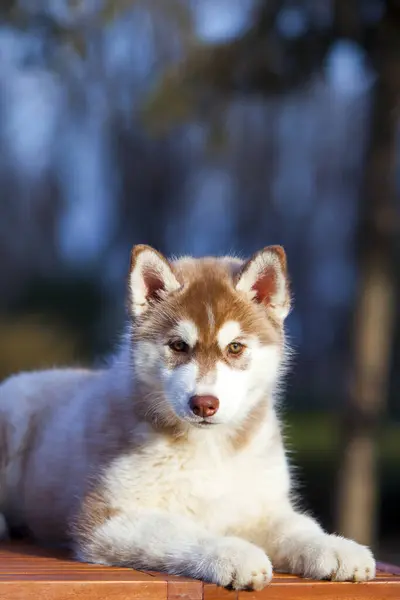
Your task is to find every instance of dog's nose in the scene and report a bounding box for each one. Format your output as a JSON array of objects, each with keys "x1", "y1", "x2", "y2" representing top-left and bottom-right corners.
[{"x1": 189, "y1": 395, "x2": 219, "y2": 418}]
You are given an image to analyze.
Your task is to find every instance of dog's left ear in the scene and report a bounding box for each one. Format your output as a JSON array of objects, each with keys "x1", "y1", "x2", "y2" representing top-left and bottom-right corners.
[
  {"x1": 129, "y1": 245, "x2": 181, "y2": 316},
  {"x1": 235, "y1": 246, "x2": 291, "y2": 319}
]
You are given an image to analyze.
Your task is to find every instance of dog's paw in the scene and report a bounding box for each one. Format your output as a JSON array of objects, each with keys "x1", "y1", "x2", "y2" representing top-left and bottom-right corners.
[
  {"x1": 205, "y1": 536, "x2": 273, "y2": 590},
  {"x1": 292, "y1": 534, "x2": 376, "y2": 582}
]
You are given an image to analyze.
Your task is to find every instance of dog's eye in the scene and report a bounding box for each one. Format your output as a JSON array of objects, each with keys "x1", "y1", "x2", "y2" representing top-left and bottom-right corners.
[
  {"x1": 168, "y1": 340, "x2": 189, "y2": 353},
  {"x1": 227, "y1": 342, "x2": 245, "y2": 356}
]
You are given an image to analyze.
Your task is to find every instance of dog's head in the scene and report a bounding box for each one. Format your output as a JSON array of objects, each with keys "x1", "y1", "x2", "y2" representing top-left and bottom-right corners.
[{"x1": 129, "y1": 245, "x2": 291, "y2": 432}]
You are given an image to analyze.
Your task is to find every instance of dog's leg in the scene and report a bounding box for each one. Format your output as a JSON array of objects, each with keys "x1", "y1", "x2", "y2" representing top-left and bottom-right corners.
[
  {"x1": 257, "y1": 509, "x2": 376, "y2": 582},
  {"x1": 73, "y1": 509, "x2": 273, "y2": 590}
]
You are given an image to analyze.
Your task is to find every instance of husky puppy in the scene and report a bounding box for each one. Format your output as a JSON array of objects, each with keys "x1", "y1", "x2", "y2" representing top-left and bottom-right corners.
[{"x1": 0, "y1": 245, "x2": 375, "y2": 590}]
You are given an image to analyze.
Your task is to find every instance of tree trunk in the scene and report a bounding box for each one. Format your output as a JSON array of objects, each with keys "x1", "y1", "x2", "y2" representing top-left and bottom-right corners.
[{"x1": 336, "y1": 1, "x2": 400, "y2": 547}]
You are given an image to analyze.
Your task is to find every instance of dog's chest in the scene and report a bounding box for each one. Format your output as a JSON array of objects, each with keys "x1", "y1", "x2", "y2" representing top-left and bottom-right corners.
[{"x1": 105, "y1": 434, "x2": 272, "y2": 531}]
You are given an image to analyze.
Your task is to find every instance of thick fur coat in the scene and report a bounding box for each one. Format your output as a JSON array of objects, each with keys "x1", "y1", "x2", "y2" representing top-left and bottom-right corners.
[{"x1": 0, "y1": 245, "x2": 375, "y2": 590}]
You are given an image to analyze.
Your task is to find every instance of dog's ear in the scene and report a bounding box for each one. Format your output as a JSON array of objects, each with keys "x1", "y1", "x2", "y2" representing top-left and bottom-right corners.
[
  {"x1": 129, "y1": 245, "x2": 180, "y2": 316},
  {"x1": 235, "y1": 246, "x2": 291, "y2": 319}
]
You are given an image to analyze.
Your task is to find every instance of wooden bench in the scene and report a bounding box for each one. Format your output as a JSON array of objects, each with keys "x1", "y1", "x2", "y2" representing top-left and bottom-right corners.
[{"x1": 0, "y1": 542, "x2": 399, "y2": 599}]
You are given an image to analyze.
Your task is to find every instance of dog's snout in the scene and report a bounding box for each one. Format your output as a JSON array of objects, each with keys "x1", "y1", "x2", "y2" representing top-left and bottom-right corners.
[{"x1": 189, "y1": 395, "x2": 219, "y2": 418}]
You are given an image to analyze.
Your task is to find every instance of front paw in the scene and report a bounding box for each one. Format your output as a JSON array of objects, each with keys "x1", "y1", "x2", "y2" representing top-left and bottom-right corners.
[
  {"x1": 204, "y1": 536, "x2": 273, "y2": 590},
  {"x1": 291, "y1": 534, "x2": 376, "y2": 582}
]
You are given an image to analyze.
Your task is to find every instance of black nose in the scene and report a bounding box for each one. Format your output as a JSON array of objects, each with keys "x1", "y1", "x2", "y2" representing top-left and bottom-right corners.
[{"x1": 189, "y1": 395, "x2": 220, "y2": 418}]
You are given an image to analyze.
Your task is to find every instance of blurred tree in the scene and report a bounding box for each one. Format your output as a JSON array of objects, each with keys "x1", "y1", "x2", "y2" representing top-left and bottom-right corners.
[
  {"x1": 142, "y1": 0, "x2": 334, "y2": 132},
  {"x1": 336, "y1": 0, "x2": 399, "y2": 547}
]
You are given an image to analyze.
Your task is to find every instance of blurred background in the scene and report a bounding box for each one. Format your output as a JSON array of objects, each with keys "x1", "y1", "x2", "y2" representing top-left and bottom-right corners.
[{"x1": 0, "y1": 0, "x2": 398, "y2": 562}]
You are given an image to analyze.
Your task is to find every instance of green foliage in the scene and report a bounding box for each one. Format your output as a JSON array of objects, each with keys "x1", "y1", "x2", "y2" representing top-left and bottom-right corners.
[
  {"x1": 100, "y1": 0, "x2": 193, "y2": 33},
  {"x1": 100, "y1": 0, "x2": 137, "y2": 23},
  {"x1": 0, "y1": 317, "x2": 79, "y2": 380},
  {"x1": 7, "y1": 275, "x2": 108, "y2": 363},
  {"x1": 287, "y1": 413, "x2": 400, "y2": 465},
  {"x1": 142, "y1": 69, "x2": 196, "y2": 134}
]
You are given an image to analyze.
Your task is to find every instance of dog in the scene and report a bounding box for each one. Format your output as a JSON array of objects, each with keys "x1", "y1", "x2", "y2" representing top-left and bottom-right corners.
[{"x1": 0, "y1": 244, "x2": 375, "y2": 590}]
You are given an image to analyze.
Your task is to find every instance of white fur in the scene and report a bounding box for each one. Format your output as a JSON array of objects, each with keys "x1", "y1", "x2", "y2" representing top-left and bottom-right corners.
[
  {"x1": 174, "y1": 319, "x2": 198, "y2": 347},
  {"x1": 236, "y1": 249, "x2": 289, "y2": 319},
  {"x1": 130, "y1": 249, "x2": 180, "y2": 315},
  {"x1": 0, "y1": 250, "x2": 376, "y2": 590},
  {"x1": 80, "y1": 507, "x2": 272, "y2": 589},
  {"x1": 217, "y1": 321, "x2": 242, "y2": 350},
  {"x1": 162, "y1": 362, "x2": 199, "y2": 421},
  {"x1": 196, "y1": 344, "x2": 280, "y2": 425},
  {"x1": 0, "y1": 352, "x2": 376, "y2": 589},
  {"x1": 160, "y1": 332, "x2": 280, "y2": 426},
  {"x1": 206, "y1": 304, "x2": 215, "y2": 331}
]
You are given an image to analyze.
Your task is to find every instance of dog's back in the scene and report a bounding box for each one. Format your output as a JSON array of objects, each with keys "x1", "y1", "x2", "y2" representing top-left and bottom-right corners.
[{"x1": 0, "y1": 368, "x2": 100, "y2": 539}]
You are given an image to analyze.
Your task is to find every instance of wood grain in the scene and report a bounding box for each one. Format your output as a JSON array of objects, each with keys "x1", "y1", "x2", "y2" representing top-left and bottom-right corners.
[{"x1": 0, "y1": 543, "x2": 398, "y2": 599}]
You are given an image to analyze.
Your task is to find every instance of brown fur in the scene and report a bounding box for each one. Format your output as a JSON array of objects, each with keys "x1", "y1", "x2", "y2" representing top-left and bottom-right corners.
[
  {"x1": 134, "y1": 258, "x2": 283, "y2": 384},
  {"x1": 72, "y1": 250, "x2": 288, "y2": 537},
  {"x1": 70, "y1": 487, "x2": 120, "y2": 551},
  {"x1": 230, "y1": 398, "x2": 270, "y2": 452}
]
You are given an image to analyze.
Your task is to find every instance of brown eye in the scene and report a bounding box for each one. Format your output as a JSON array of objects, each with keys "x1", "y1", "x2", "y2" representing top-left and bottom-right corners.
[
  {"x1": 227, "y1": 342, "x2": 245, "y2": 356},
  {"x1": 168, "y1": 340, "x2": 189, "y2": 353}
]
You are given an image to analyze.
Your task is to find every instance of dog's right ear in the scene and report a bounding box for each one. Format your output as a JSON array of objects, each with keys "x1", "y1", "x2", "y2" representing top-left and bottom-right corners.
[
  {"x1": 235, "y1": 245, "x2": 291, "y2": 320},
  {"x1": 129, "y1": 245, "x2": 181, "y2": 316}
]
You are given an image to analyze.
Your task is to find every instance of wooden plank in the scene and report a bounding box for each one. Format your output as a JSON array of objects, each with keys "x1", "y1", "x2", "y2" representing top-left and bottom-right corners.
[
  {"x1": 204, "y1": 584, "x2": 237, "y2": 600},
  {"x1": 0, "y1": 581, "x2": 167, "y2": 600},
  {"x1": 0, "y1": 543, "x2": 399, "y2": 600},
  {"x1": 236, "y1": 583, "x2": 400, "y2": 600},
  {"x1": 0, "y1": 542, "x2": 168, "y2": 599},
  {"x1": 166, "y1": 574, "x2": 203, "y2": 600},
  {"x1": 203, "y1": 564, "x2": 400, "y2": 600}
]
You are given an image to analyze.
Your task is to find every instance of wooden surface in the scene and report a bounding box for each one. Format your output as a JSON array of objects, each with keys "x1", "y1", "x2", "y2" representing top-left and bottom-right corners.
[{"x1": 0, "y1": 542, "x2": 399, "y2": 600}]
